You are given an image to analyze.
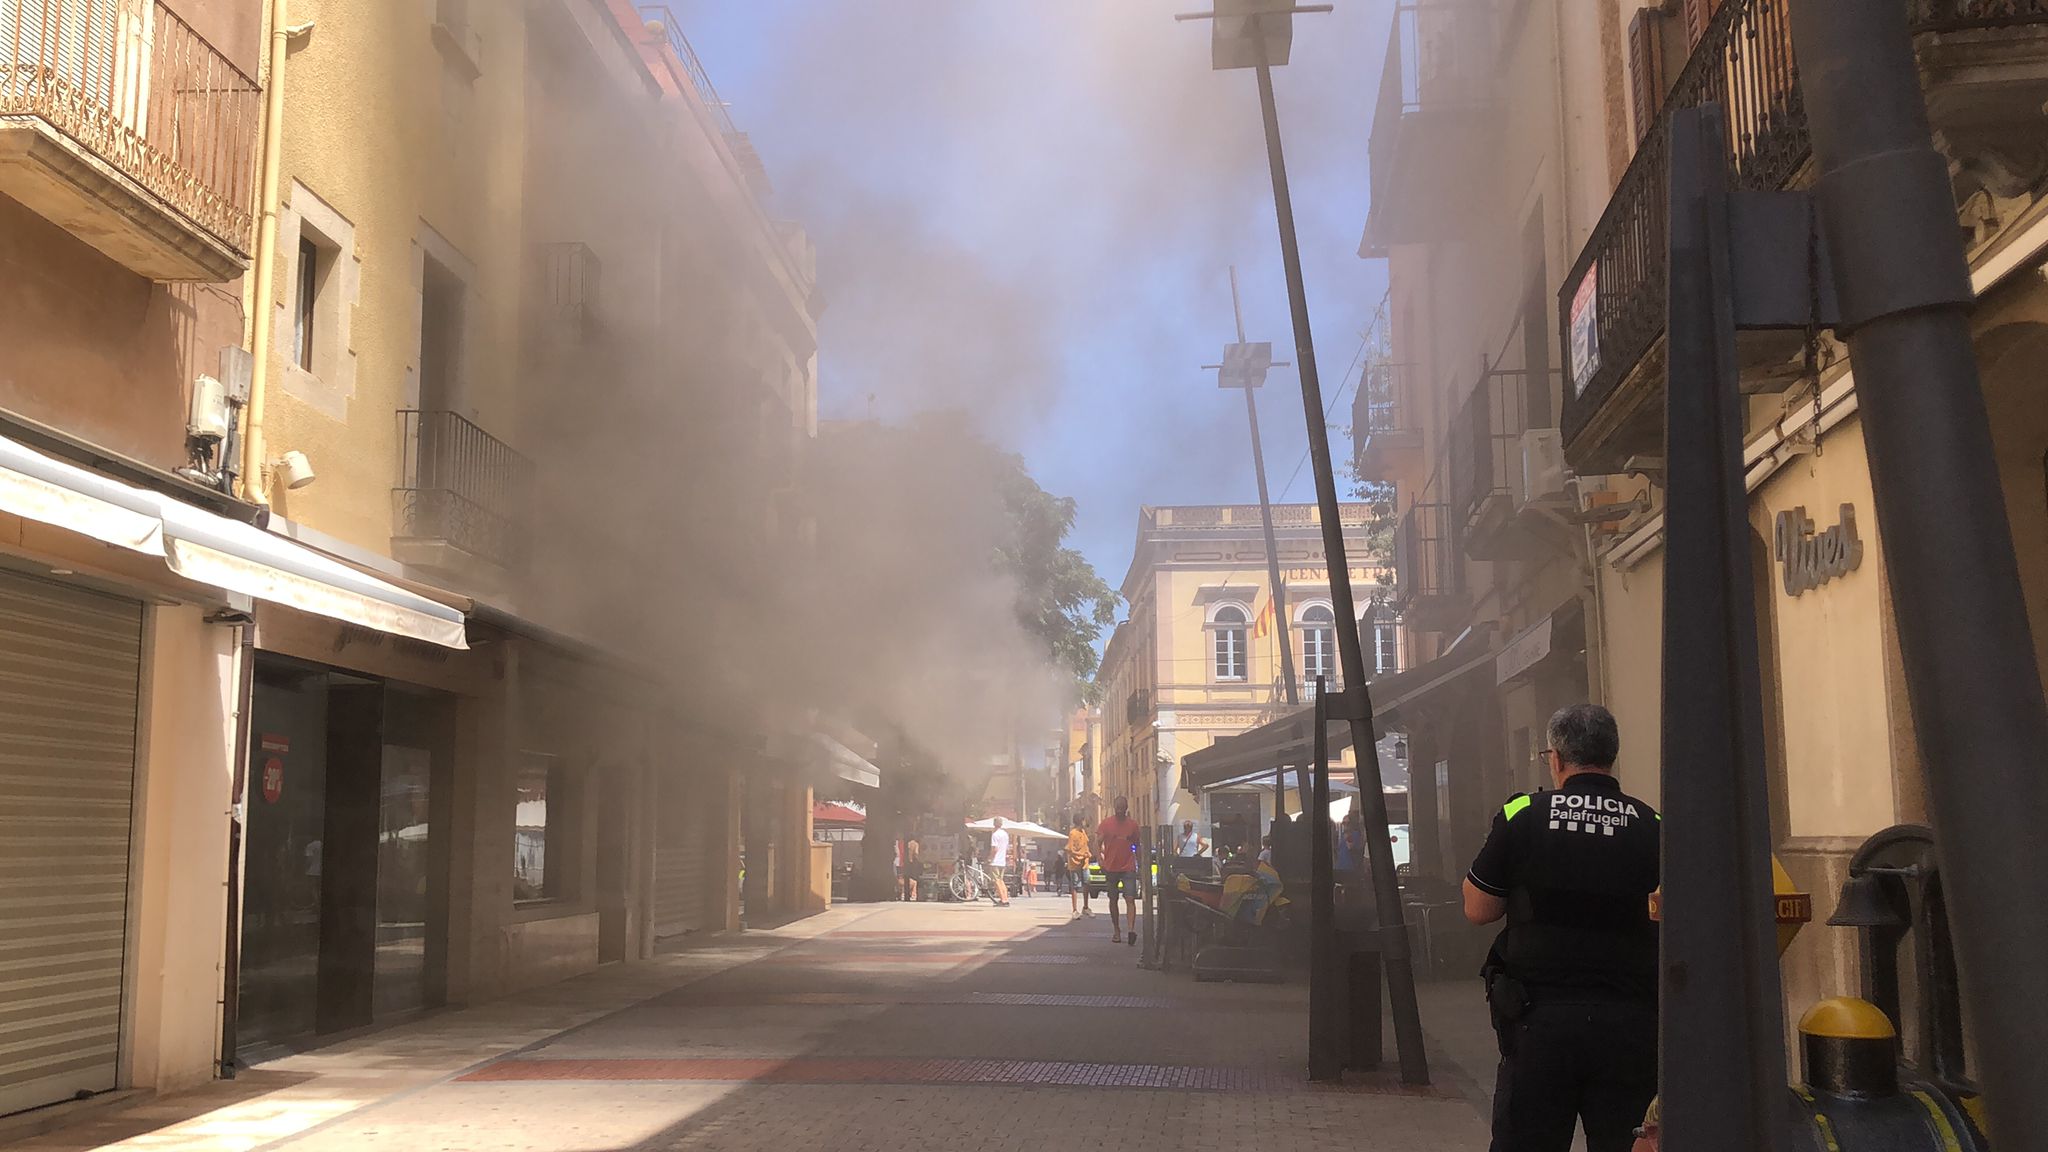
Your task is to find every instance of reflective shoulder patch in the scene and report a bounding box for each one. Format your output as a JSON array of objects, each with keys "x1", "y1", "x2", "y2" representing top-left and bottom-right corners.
[{"x1": 1503, "y1": 794, "x2": 1532, "y2": 821}]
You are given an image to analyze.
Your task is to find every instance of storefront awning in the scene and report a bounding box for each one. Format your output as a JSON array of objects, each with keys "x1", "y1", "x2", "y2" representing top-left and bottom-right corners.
[
  {"x1": 1366, "y1": 640, "x2": 1497, "y2": 727},
  {"x1": 1182, "y1": 710, "x2": 1352, "y2": 794},
  {"x1": 0, "y1": 433, "x2": 467, "y2": 649},
  {"x1": 1181, "y1": 640, "x2": 1497, "y2": 794},
  {"x1": 814, "y1": 733, "x2": 881, "y2": 789}
]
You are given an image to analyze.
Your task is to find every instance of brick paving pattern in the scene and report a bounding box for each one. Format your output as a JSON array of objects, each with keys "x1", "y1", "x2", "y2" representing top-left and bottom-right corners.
[{"x1": 8, "y1": 901, "x2": 1495, "y2": 1151}]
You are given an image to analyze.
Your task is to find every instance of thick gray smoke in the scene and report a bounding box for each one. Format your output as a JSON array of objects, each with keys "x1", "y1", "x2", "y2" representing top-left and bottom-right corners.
[{"x1": 501, "y1": 16, "x2": 1074, "y2": 774}]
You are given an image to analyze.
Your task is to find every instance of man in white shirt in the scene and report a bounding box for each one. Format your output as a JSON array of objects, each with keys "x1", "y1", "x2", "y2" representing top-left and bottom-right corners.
[
  {"x1": 1177, "y1": 821, "x2": 1208, "y2": 857},
  {"x1": 987, "y1": 817, "x2": 1013, "y2": 907}
]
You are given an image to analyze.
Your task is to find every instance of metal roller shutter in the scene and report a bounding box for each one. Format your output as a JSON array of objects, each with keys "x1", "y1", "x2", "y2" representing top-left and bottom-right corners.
[
  {"x1": 652, "y1": 773, "x2": 722, "y2": 939},
  {"x1": 0, "y1": 570, "x2": 142, "y2": 1116}
]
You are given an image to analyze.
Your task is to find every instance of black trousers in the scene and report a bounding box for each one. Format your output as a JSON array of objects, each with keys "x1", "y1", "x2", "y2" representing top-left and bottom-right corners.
[{"x1": 1490, "y1": 1000, "x2": 1656, "y2": 1152}]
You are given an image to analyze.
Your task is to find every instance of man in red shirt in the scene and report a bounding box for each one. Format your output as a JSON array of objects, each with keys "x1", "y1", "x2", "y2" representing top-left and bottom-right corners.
[{"x1": 1095, "y1": 796, "x2": 1142, "y2": 945}]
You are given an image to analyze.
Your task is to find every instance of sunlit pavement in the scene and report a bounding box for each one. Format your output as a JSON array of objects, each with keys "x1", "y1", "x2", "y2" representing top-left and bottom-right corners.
[{"x1": 10, "y1": 900, "x2": 1496, "y2": 1151}]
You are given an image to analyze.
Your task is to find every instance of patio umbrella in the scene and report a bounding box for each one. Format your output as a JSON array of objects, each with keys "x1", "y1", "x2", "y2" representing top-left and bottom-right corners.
[{"x1": 964, "y1": 818, "x2": 1066, "y2": 840}]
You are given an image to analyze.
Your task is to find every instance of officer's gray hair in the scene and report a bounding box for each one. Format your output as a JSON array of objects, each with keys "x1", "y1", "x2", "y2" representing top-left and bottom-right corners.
[{"x1": 1547, "y1": 704, "x2": 1619, "y2": 771}]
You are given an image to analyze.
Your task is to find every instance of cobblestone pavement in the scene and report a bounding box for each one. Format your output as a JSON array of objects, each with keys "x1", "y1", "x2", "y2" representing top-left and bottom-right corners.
[{"x1": 9, "y1": 900, "x2": 1496, "y2": 1151}]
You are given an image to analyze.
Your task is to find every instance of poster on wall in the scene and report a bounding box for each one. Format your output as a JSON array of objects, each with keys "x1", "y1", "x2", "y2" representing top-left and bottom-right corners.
[
  {"x1": 259, "y1": 734, "x2": 289, "y2": 804},
  {"x1": 924, "y1": 834, "x2": 960, "y2": 864},
  {"x1": 1569, "y1": 264, "x2": 1599, "y2": 397}
]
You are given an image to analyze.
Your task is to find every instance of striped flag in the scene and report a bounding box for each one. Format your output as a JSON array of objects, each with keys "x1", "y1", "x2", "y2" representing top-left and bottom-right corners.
[{"x1": 1251, "y1": 594, "x2": 1274, "y2": 640}]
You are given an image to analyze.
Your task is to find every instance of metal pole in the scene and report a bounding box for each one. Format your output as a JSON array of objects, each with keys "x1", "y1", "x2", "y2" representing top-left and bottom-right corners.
[
  {"x1": 1307, "y1": 677, "x2": 1339, "y2": 1080},
  {"x1": 1793, "y1": 1, "x2": 2048, "y2": 1140},
  {"x1": 1659, "y1": 104, "x2": 1789, "y2": 1152},
  {"x1": 1138, "y1": 825, "x2": 1157, "y2": 967},
  {"x1": 1225, "y1": 265, "x2": 1301, "y2": 818},
  {"x1": 1253, "y1": 53, "x2": 1428, "y2": 1086}
]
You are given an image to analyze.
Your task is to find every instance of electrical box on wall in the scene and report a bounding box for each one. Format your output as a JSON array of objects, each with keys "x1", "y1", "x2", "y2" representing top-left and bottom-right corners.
[{"x1": 188, "y1": 375, "x2": 233, "y2": 442}]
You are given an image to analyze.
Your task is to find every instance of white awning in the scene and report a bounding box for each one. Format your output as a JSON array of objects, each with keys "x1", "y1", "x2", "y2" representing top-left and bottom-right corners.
[
  {"x1": 0, "y1": 433, "x2": 467, "y2": 649},
  {"x1": 814, "y1": 734, "x2": 881, "y2": 789}
]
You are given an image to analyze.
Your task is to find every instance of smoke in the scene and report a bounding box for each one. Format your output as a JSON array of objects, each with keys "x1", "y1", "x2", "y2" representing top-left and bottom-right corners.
[
  {"x1": 482, "y1": 2, "x2": 1381, "y2": 781},
  {"x1": 494, "y1": 12, "x2": 1083, "y2": 777}
]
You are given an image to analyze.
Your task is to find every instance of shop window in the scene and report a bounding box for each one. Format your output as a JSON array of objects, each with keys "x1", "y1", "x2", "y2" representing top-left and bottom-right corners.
[
  {"x1": 1211, "y1": 604, "x2": 1248, "y2": 681},
  {"x1": 514, "y1": 754, "x2": 575, "y2": 903}
]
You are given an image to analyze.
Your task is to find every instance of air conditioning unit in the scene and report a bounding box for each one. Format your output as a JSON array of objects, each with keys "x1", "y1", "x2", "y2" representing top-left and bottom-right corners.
[{"x1": 1515, "y1": 427, "x2": 1570, "y2": 511}]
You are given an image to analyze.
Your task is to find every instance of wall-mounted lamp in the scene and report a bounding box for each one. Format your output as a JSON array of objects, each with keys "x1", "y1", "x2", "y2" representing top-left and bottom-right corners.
[{"x1": 272, "y1": 450, "x2": 317, "y2": 491}]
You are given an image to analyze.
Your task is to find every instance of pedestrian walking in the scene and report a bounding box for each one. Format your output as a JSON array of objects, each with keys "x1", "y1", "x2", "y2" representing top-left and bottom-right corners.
[
  {"x1": 1096, "y1": 797, "x2": 1141, "y2": 945},
  {"x1": 901, "y1": 835, "x2": 921, "y2": 902},
  {"x1": 987, "y1": 817, "x2": 1013, "y2": 907},
  {"x1": 1465, "y1": 703, "x2": 1659, "y2": 1152},
  {"x1": 1065, "y1": 815, "x2": 1093, "y2": 918}
]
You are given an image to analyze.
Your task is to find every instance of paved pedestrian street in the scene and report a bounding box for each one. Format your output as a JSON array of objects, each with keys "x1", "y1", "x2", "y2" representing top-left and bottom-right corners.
[{"x1": 9, "y1": 902, "x2": 1496, "y2": 1152}]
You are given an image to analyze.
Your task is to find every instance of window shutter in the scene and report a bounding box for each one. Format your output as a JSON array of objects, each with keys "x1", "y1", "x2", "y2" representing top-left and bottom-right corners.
[
  {"x1": 1628, "y1": 8, "x2": 1667, "y2": 146},
  {"x1": 1683, "y1": 0, "x2": 1724, "y2": 48}
]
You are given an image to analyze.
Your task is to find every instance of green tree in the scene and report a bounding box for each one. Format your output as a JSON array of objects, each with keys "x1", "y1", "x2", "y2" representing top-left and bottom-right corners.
[{"x1": 992, "y1": 462, "x2": 1119, "y2": 693}]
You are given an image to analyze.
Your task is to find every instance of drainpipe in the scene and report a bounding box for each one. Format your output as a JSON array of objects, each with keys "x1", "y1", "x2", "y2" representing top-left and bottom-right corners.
[
  {"x1": 217, "y1": 620, "x2": 256, "y2": 1076},
  {"x1": 240, "y1": 0, "x2": 295, "y2": 506}
]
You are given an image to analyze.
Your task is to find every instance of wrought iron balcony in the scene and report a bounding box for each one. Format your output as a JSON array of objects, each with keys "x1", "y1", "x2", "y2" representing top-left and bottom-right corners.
[
  {"x1": 393, "y1": 409, "x2": 533, "y2": 572},
  {"x1": 1397, "y1": 500, "x2": 1465, "y2": 633},
  {"x1": 1124, "y1": 687, "x2": 1151, "y2": 727},
  {"x1": 0, "y1": 0, "x2": 258, "y2": 280},
  {"x1": 1448, "y1": 364, "x2": 1556, "y2": 560},
  {"x1": 1558, "y1": 0, "x2": 2048, "y2": 474},
  {"x1": 534, "y1": 241, "x2": 601, "y2": 343},
  {"x1": 1362, "y1": 2, "x2": 1498, "y2": 255},
  {"x1": 1354, "y1": 360, "x2": 1424, "y2": 483}
]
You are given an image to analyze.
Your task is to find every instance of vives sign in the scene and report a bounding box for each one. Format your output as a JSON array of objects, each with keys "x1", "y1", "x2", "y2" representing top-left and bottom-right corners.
[{"x1": 1776, "y1": 504, "x2": 1864, "y2": 596}]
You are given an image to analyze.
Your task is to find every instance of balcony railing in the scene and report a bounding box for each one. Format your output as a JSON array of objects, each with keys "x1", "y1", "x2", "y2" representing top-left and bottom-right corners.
[
  {"x1": 394, "y1": 409, "x2": 534, "y2": 569},
  {"x1": 0, "y1": 0, "x2": 259, "y2": 265},
  {"x1": 1363, "y1": 1, "x2": 1498, "y2": 253},
  {"x1": 1449, "y1": 365, "x2": 1548, "y2": 549},
  {"x1": 1397, "y1": 500, "x2": 1464, "y2": 632},
  {"x1": 1125, "y1": 687, "x2": 1151, "y2": 727},
  {"x1": 1558, "y1": 0, "x2": 2048, "y2": 470},
  {"x1": 635, "y1": 4, "x2": 738, "y2": 142},
  {"x1": 1557, "y1": 0, "x2": 1803, "y2": 467}
]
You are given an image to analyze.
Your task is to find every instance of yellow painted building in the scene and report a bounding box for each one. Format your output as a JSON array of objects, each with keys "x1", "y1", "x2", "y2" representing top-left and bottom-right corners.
[{"x1": 1096, "y1": 503, "x2": 1391, "y2": 848}]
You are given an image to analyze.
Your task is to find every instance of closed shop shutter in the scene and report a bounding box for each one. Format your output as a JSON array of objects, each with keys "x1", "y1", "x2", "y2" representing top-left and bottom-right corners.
[
  {"x1": 0, "y1": 571, "x2": 142, "y2": 1116},
  {"x1": 652, "y1": 773, "x2": 723, "y2": 938}
]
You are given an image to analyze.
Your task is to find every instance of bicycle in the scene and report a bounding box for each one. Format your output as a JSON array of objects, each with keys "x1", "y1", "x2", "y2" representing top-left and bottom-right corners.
[{"x1": 948, "y1": 859, "x2": 1001, "y2": 902}]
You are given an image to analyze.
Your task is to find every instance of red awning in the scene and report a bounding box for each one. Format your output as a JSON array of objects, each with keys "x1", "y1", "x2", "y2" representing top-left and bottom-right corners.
[{"x1": 813, "y1": 801, "x2": 866, "y2": 825}]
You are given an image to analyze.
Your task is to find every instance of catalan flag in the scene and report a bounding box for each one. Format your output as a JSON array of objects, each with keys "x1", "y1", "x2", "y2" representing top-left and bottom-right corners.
[{"x1": 1251, "y1": 593, "x2": 1274, "y2": 640}]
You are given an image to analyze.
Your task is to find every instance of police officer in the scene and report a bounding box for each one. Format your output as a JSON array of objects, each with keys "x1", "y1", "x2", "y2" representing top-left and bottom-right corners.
[{"x1": 1464, "y1": 703, "x2": 1658, "y2": 1152}]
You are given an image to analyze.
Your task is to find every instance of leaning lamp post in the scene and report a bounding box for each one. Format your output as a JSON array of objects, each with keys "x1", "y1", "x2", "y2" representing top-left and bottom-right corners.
[{"x1": 1176, "y1": 0, "x2": 1429, "y2": 1086}]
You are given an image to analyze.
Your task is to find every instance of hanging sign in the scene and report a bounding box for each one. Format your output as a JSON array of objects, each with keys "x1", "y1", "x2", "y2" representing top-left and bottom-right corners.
[{"x1": 1776, "y1": 504, "x2": 1864, "y2": 596}]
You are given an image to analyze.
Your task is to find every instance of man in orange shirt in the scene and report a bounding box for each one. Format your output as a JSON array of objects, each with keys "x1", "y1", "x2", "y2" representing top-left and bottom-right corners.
[{"x1": 1095, "y1": 796, "x2": 1142, "y2": 945}]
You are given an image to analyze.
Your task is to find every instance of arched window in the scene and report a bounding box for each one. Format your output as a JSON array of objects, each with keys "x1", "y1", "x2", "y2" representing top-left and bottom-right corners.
[
  {"x1": 1301, "y1": 604, "x2": 1337, "y2": 686},
  {"x1": 1211, "y1": 604, "x2": 1248, "y2": 681}
]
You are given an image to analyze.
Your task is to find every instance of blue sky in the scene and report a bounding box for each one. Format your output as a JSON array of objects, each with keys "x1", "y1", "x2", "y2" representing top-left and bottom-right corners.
[{"x1": 671, "y1": 1, "x2": 1392, "y2": 599}]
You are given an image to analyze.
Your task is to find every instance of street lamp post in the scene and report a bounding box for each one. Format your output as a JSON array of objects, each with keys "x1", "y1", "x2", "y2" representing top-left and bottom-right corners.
[
  {"x1": 1206, "y1": 266, "x2": 1300, "y2": 823},
  {"x1": 1177, "y1": 0, "x2": 1430, "y2": 1086}
]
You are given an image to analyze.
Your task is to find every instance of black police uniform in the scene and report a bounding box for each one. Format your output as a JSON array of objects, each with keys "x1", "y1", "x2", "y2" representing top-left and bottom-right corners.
[{"x1": 1466, "y1": 771, "x2": 1659, "y2": 1152}]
